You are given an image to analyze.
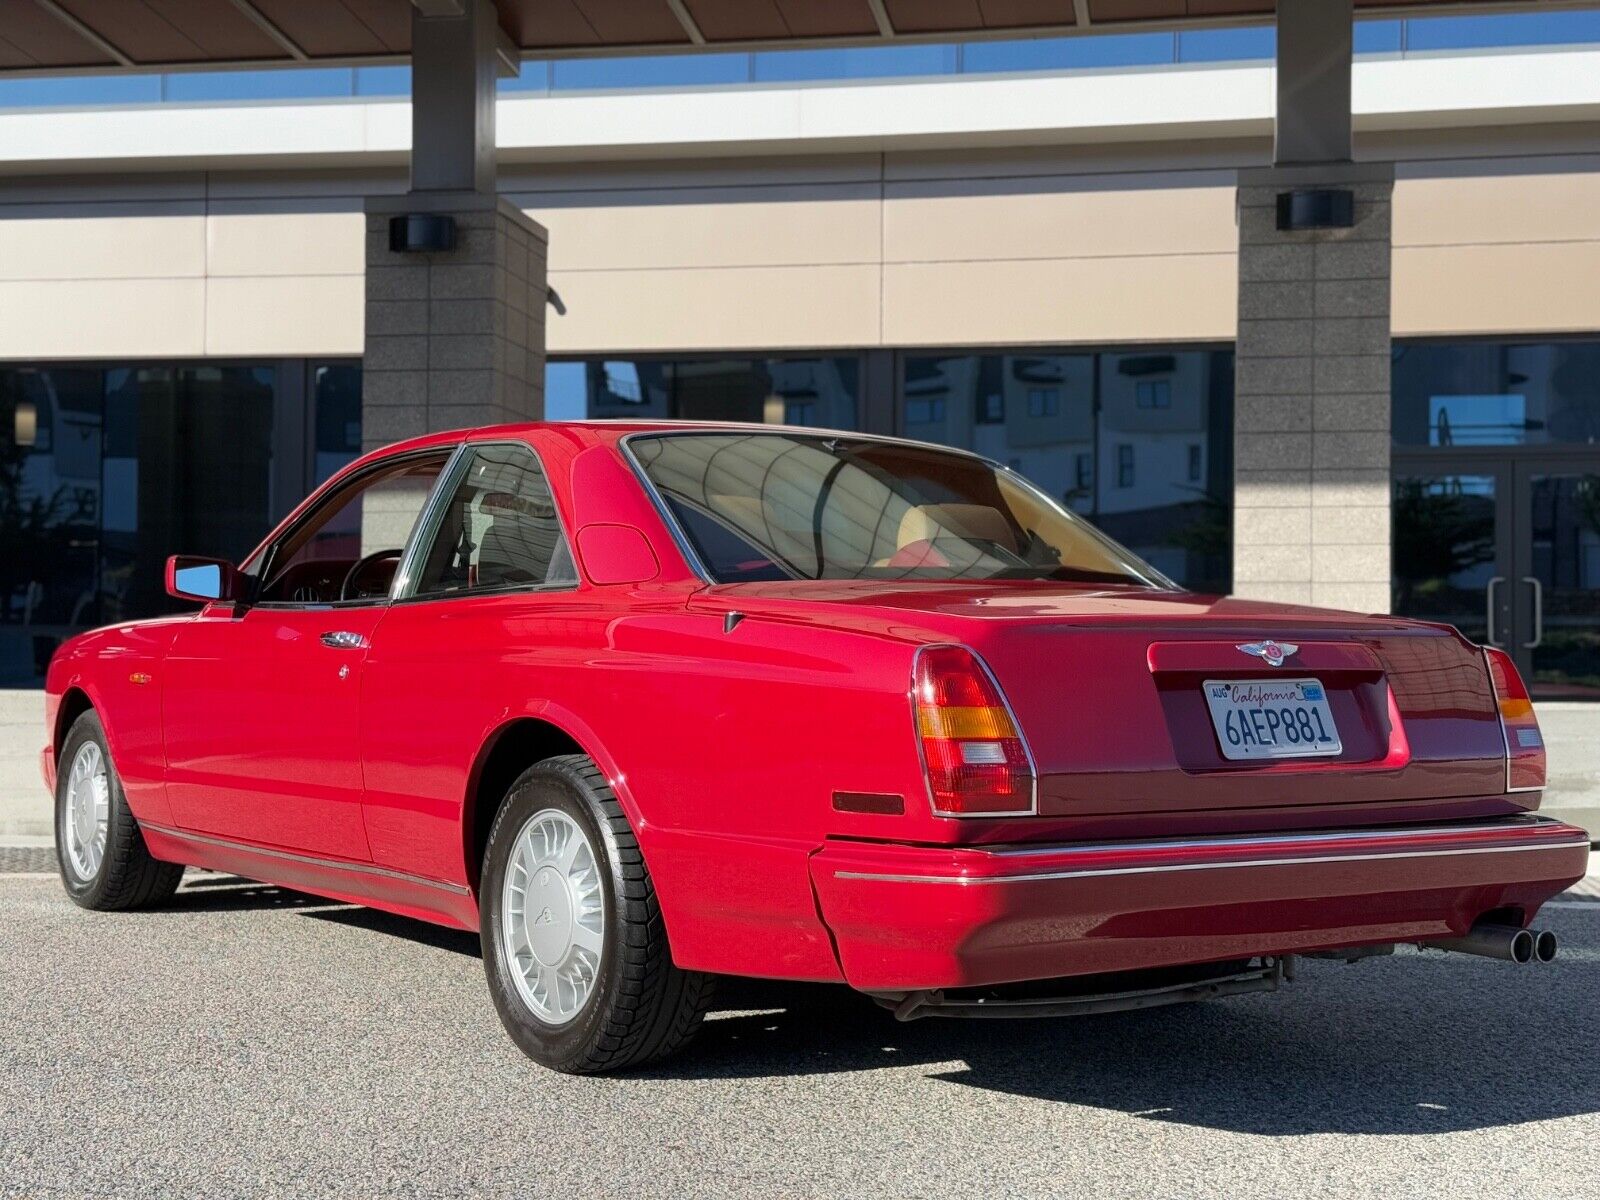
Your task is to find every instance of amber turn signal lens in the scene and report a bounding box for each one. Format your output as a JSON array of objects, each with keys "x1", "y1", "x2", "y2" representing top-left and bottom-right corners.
[{"x1": 912, "y1": 645, "x2": 1034, "y2": 816}]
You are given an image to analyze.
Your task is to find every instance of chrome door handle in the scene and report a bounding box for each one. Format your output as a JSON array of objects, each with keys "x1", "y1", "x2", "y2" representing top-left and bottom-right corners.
[
  {"x1": 320, "y1": 631, "x2": 368, "y2": 650},
  {"x1": 1522, "y1": 576, "x2": 1543, "y2": 649},
  {"x1": 1485, "y1": 576, "x2": 1505, "y2": 646}
]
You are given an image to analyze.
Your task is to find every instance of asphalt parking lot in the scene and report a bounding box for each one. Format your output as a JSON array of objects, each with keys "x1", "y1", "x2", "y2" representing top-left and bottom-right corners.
[{"x1": 3, "y1": 860, "x2": 1599, "y2": 1200}]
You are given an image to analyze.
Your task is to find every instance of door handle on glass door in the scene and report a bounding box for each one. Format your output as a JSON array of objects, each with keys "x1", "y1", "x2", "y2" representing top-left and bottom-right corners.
[
  {"x1": 320, "y1": 631, "x2": 368, "y2": 650},
  {"x1": 1485, "y1": 577, "x2": 1505, "y2": 647},
  {"x1": 1521, "y1": 577, "x2": 1543, "y2": 649}
]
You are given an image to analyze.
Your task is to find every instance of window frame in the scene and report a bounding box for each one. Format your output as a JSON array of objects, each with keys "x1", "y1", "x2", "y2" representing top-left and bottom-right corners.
[
  {"x1": 390, "y1": 438, "x2": 581, "y2": 605},
  {"x1": 246, "y1": 445, "x2": 462, "y2": 611}
]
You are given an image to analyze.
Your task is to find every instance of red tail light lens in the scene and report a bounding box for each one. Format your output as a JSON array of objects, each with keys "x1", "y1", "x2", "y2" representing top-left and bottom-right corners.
[
  {"x1": 1485, "y1": 647, "x2": 1546, "y2": 792},
  {"x1": 912, "y1": 645, "x2": 1035, "y2": 816}
]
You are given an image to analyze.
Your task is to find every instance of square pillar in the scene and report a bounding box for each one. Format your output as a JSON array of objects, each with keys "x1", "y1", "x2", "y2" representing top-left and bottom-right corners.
[
  {"x1": 362, "y1": 192, "x2": 549, "y2": 452},
  {"x1": 1233, "y1": 162, "x2": 1394, "y2": 614}
]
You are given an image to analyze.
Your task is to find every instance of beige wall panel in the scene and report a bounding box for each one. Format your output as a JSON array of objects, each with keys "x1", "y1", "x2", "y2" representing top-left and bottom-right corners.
[
  {"x1": 205, "y1": 275, "x2": 364, "y2": 357},
  {"x1": 0, "y1": 278, "x2": 204, "y2": 358},
  {"x1": 884, "y1": 177, "x2": 1236, "y2": 263},
  {"x1": 520, "y1": 185, "x2": 881, "y2": 272},
  {"x1": 883, "y1": 254, "x2": 1236, "y2": 347},
  {"x1": 547, "y1": 265, "x2": 880, "y2": 353},
  {"x1": 1395, "y1": 164, "x2": 1600, "y2": 247},
  {"x1": 1394, "y1": 242, "x2": 1600, "y2": 336},
  {"x1": 207, "y1": 205, "x2": 366, "y2": 278},
  {"x1": 0, "y1": 206, "x2": 204, "y2": 281}
]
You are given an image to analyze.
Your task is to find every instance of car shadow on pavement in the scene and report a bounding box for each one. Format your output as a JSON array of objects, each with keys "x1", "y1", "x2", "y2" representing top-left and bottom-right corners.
[{"x1": 655, "y1": 958, "x2": 1600, "y2": 1136}]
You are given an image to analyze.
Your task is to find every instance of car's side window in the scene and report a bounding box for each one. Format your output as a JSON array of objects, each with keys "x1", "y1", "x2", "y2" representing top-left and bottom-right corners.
[
  {"x1": 251, "y1": 452, "x2": 452, "y2": 606},
  {"x1": 408, "y1": 443, "x2": 577, "y2": 598}
]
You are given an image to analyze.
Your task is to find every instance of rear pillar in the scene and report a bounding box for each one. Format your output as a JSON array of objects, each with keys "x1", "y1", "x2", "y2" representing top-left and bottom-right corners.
[
  {"x1": 1232, "y1": 0, "x2": 1393, "y2": 613},
  {"x1": 362, "y1": 0, "x2": 547, "y2": 456}
]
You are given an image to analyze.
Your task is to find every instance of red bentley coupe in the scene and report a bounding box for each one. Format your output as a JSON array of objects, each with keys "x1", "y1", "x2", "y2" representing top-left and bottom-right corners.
[{"x1": 44, "y1": 422, "x2": 1588, "y2": 1073}]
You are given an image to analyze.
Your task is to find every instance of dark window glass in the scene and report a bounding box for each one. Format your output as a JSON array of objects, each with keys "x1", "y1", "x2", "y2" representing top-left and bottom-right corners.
[
  {"x1": 900, "y1": 349, "x2": 1232, "y2": 594},
  {"x1": 254, "y1": 453, "x2": 448, "y2": 605},
  {"x1": 1391, "y1": 474, "x2": 1497, "y2": 644},
  {"x1": 0, "y1": 361, "x2": 281, "y2": 679},
  {"x1": 1392, "y1": 340, "x2": 1600, "y2": 447},
  {"x1": 413, "y1": 445, "x2": 575, "y2": 596},
  {"x1": 312, "y1": 363, "x2": 363, "y2": 485},
  {"x1": 0, "y1": 367, "x2": 103, "y2": 683},
  {"x1": 575, "y1": 357, "x2": 859, "y2": 428},
  {"x1": 632, "y1": 432, "x2": 1166, "y2": 587},
  {"x1": 1116, "y1": 444, "x2": 1135, "y2": 487},
  {"x1": 102, "y1": 365, "x2": 277, "y2": 623}
]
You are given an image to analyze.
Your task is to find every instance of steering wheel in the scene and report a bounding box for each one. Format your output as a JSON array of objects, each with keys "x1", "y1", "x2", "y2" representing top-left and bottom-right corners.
[{"x1": 340, "y1": 548, "x2": 404, "y2": 601}]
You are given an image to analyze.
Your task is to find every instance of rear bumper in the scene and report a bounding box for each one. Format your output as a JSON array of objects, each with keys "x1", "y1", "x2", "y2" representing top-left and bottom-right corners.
[{"x1": 809, "y1": 816, "x2": 1589, "y2": 992}]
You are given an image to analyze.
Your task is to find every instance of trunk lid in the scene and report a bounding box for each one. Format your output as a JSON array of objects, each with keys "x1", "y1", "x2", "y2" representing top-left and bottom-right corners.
[{"x1": 696, "y1": 581, "x2": 1509, "y2": 816}]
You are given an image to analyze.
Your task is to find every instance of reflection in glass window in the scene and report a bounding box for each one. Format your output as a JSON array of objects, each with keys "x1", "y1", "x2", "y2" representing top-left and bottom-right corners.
[
  {"x1": 1391, "y1": 475, "x2": 1497, "y2": 644},
  {"x1": 754, "y1": 45, "x2": 956, "y2": 82},
  {"x1": 632, "y1": 433, "x2": 1165, "y2": 587},
  {"x1": 0, "y1": 363, "x2": 279, "y2": 681},
  {"x1": 1392, "y1": 340, "x2": 1600, "y2": 447},
  {"x1": 312, "y1": 363, "x2": 363, "y2": 485},
  {"x1": 962, "y1": 33, "x2": 1176, "y2": 73},
  {"x1": 900, "y1": 349, "x2": 1232, "y2": 594},
  {"x1": 571, "y1": 357, "x2": 858, "y2": 429}
]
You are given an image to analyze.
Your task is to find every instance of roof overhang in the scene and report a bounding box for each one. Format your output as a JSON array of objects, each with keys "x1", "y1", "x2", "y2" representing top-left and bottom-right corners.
[{"x1": 0, "y1": 0, "x2": 1594, "y2": 77}]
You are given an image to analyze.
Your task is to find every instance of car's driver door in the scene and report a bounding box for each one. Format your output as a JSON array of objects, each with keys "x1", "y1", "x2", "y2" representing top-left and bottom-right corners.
[{"x1": 161, "y1": 448, "x2": 455, "y2": 860}]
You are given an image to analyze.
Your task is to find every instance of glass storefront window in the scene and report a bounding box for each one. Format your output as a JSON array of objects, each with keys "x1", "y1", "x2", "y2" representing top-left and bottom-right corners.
[
  {"x1": 1393, "y1": 340, "x2": 1600, "y2": 447},
  {"x1": 575, "y1": 357, "x2": 859, "y2": 429},
  {"x1": 312, "y1": 363, "x2": 364, "y2": 485},
  {"x1": 900, "y1": 349, "x2": 1232, "y2": 594},
  {"x1": 0, "y1": 362, "x2": 285, "y2": 683}
]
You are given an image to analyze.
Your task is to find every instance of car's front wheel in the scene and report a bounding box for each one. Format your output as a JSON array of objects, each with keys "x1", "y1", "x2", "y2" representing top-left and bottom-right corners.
[
  {"x1": 55, "y1": 710, "x2": 184, "y2": 910},
  {"x1": 479, "y1": 754, "x2": 714, "y2": 1073}
]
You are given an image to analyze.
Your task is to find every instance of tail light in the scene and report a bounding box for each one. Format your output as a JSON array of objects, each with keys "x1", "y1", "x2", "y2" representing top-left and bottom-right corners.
[
  {"x1": 1484, "y1": 647, "x2": 1546, "y2": 792},
  {"x1": 912, "y1": 644, "x2": 1035, "y2": 816}
]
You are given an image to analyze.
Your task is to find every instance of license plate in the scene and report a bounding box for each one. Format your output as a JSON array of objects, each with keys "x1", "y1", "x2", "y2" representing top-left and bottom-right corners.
[{"x1": 1203, "y1": 678, "x2": 1342, "y2": 761}]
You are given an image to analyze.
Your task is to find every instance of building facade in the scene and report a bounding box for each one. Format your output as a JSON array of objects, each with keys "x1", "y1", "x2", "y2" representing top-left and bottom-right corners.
[{"x1": 1, "y1": 15, "x2": 1598, "y2": 697}]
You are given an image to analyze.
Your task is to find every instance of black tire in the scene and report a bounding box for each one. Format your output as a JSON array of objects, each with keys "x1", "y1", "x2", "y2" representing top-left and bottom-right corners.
[
  {"x1": 54, "y1": 710, "x2": 184, "y2": 911},
  {"x1": 479, "y1": 754, "x2": 714, "y2": 1074}
]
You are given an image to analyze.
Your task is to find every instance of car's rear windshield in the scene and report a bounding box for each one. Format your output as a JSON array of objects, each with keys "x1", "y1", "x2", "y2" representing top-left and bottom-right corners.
[{"x1": 628, "y1": 432, "x2": 1171, "y2": 587}]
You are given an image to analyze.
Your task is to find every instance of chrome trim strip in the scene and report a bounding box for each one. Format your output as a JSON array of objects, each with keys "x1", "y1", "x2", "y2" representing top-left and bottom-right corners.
[
  {"x1": 984, "y1": 817, "x2": 1566, "y2": 858},
  {"x1": 834, "y1": 838, "x2": 1586, "y2": 886},
  {"x1": 142, "y1": 822, "x2": 472, "y2": 896}
]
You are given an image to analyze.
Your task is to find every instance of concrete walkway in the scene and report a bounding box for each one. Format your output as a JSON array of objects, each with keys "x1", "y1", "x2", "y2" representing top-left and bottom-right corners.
[{"x1": 4, "y1": 689, "x2": 1595, "y2": 840}]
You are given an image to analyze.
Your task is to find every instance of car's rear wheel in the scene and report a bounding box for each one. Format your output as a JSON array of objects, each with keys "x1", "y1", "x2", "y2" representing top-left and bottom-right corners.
[
  {"x1": 55, "y1": 710, "x2": 184, "y2": 910},
  {"x1": 479, "y1": 754, "x2": 714, "y2": 1073}
]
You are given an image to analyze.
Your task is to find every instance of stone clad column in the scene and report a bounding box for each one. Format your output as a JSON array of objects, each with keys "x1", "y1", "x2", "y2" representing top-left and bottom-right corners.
[
  {"x1": 1232, "y1": 0, "x2": 1393, "y2": 615},
  {"x1": 1232, "y1": 163, "x2": 1393, "y2": 614},
  {"x1": 360, "y1": 0, "x2": 547, "y2": 466},
  {"x1": 362, "y1": 192, "x2": 548, "y2": 453}
]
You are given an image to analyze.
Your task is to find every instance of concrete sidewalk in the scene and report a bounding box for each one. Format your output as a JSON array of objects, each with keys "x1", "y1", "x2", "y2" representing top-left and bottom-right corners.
[{"x1": 4, "y1": 688, "x2": 1596, "y2": 840}]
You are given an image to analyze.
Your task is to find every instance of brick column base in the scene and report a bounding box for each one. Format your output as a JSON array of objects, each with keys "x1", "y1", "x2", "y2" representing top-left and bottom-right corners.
[{"x1": 1233, "y1": 162, "x2": 1394, "y2": 614}]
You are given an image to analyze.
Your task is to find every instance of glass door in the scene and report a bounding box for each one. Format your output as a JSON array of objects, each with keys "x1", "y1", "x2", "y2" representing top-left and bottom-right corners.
[
  {"x1": 1392, "y1": 464, "x2": 1508, "y2": 649},
  {"x1": 1514, "y1": 461, "x2": 1600, "y2": 700}
]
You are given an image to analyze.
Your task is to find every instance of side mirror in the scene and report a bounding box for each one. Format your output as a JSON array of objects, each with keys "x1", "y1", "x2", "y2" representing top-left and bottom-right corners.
[
  {"x1": 165, "y1": 555, "x2": 242, "y2": 604},
  {"x1": 575, "y1": 524, "x2": 659, "y2": 586}
]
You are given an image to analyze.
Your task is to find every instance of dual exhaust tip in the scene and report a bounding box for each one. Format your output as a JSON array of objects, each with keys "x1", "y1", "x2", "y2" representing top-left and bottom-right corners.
[{"x1": 1431, "y1": 922, "x2": 1557, "y2": 964}]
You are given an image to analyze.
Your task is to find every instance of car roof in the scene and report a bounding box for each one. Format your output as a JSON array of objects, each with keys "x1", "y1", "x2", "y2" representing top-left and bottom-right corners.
[{"x1": 360, "y1": 419, "x2": 900, "y2": 460}]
